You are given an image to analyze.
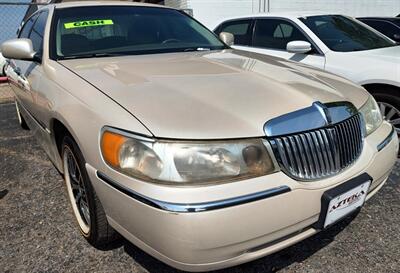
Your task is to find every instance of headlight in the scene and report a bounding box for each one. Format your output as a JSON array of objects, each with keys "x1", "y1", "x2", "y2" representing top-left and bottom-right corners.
[
  {"x1": 359, "y1": 95, "x2": 383, "y2": 136},
  {"x1": 100, "y1": 129, "x2": 278, "y2": 185}
]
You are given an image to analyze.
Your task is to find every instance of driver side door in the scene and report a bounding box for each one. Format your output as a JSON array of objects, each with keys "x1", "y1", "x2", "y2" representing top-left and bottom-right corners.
[{"x1": 8, "y1": 10, "x2": 53, "y2": 155}]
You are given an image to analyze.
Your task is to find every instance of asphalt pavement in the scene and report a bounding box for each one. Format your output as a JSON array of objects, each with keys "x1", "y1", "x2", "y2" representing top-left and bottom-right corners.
[{"x1": 1, "y1": 101, "x2": 399, "y2": 273}]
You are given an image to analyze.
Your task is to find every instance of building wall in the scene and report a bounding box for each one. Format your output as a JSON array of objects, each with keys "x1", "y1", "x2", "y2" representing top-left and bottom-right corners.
[
  {"x1": 164, "y1": 0, "x2": 400, "y2": 29},
  {"x1": 164, "y1": 0, "x2": 190, "y2": 9},
  {"x1": 189, "y1": 0, "x2": 254, "y2": 28},
  {"x1": 269, "y1": 0, "x2": 400, "y2": 17}
]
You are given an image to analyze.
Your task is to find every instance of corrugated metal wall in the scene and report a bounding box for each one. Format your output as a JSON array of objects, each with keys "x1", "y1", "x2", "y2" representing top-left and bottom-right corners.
[
  {"x1": 164, "y1": 0, "x2": 190, "y2": 9},
  {"x1": 269, "y1": 0, "x2": 400, "y2": 17},
  {"x1": 164, "y1": 0, "x2": 400, "y2": 29},
  {"x1": 189, "y1": 0, "x2": 255, "y2": 28}
]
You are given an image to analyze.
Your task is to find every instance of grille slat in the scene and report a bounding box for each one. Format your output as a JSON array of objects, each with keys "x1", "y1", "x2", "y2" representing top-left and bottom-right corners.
[
  {"x1": 320, "y1": 130, "x2": 335, "y2": 172},
  {"x1": 327, "y1": 128, "x2": 340, "y2": 170},
  {"x1": 270, "y1": 114, "x2": 363, "y2": 181},
  {"x1": 306, "y1": 133, "x2": 321, "y2": 177},
  {"x1": 294, "y1": 135, "x2": 310, "y2": 178},
  {"x1": 311, "y1": 131, "x2": 326, "y2": 174},
  {"x1": 288, "y1": 136, "x2": 304, "y2": 177},
  {"x1": 283, "y1": 137, "x2": 298, "y2": 174},
  {"x1": 346, "y1": 121, "x2": 356, "y2": 162},
  {"x1": 300, "y1": 134, "x2": 315, "y2": 177}
]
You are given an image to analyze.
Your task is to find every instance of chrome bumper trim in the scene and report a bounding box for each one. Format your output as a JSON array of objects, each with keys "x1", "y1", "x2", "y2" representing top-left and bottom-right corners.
[
  {"x1": 377, "y1": 127, "x2": 395, "y2": 152},
  {"x1": 96, "y1": 171, "x2": 291, "y2": 213}
]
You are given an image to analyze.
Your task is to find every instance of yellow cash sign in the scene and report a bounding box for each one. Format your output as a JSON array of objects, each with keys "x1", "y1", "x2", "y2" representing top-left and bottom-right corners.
[{"x1": 64, "y1": 19, "x2": 113, "y2": 29}]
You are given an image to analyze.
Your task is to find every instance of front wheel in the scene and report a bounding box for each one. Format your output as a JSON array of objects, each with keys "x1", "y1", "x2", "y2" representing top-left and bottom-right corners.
[{"x1": 62, "y1": 135, "x2": 117, "y2": 247}]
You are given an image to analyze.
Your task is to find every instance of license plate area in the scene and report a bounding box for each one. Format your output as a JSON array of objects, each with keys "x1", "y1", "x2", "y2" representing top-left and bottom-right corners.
[{"x1": 314, "y1": 173, "x2": 372, "y2": 230}]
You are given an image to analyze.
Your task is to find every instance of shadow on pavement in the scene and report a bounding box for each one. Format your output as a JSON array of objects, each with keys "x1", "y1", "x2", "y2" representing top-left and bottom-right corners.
[{"x1": 0, "y1": 189, "x2": 9, "y2": 199}]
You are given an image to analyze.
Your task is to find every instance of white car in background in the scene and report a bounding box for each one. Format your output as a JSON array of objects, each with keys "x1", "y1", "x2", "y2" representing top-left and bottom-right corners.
[
  {"x1": 214, "y1": 14, "x2": 400, "y2": 138},
  {"x1": 0, "y1": 52, "x2": 7, "y2": 76}
]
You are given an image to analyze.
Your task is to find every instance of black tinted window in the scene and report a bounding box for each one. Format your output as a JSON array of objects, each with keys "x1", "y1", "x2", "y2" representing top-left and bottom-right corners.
[
  {"x1": 253, "y1": 19, "x2": 309, "y2": 50},
  {"x1": 19, "y1": 14, "x2": 38, "y2": 38},
  {"x1": 361, "y1": 20, "x2": 400, "y2": 40},
  {"x1": 217, "y1": 20, "x2": 252, "y2": 45},
  {"x1": 30, "y1": 11, "x2": 48, "y2": 54},
  {"x1": 300, "y1": 15, "x2": 396, "y2": 52}
]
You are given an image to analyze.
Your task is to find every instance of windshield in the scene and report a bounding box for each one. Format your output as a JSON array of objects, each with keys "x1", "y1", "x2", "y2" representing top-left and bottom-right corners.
[
  {"x1": 299, "y1": 15, "x2": 397, "y2": 52},
  {"x1": 51, "y1": 6, "x2": 227, "y2": 59}
]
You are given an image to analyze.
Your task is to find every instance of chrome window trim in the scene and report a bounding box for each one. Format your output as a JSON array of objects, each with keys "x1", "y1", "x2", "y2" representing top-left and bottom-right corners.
[{"x1": 97, "y1": 171, "x2": 291, "y2": 213}]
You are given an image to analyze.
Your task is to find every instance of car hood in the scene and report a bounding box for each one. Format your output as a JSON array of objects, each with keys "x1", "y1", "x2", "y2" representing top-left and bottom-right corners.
[
  {"x1": 349, "y1": 45, "x2": 400, "y2": 62},
  {"x1": 59, "y1": 50, "x2": 369, "y2": 139}
]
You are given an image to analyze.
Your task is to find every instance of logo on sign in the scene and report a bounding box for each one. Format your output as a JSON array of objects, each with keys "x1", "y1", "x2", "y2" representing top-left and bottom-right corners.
[{"x1": 329, "y1": 190, "x2": 366, "y2": 213}]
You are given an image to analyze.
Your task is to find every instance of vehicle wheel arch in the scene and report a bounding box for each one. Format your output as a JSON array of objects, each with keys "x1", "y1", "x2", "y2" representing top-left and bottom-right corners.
[
  {"x1": 51, "y1": 118, "x2": 84, "y2": 172},
  {"x1": 52, "y1": 118, "x2": 119, "y2": 245},
  {"x1": 362, "y1": 83, "x2": 400, "y2": 96}
]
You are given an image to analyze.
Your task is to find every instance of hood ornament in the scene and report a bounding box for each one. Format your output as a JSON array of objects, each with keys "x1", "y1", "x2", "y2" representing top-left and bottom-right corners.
[{"x1": 313, "y1": 101, "x2": 332, "y2": 125}]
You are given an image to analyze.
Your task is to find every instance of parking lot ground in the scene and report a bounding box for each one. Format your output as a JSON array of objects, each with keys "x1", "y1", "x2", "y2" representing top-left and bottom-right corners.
[
  {"x1": 0, "y1": 83, "x2": 13, "y2": 103},
  {"x1": 1, "y1": 100, "x2": 400, "y2": 273}
]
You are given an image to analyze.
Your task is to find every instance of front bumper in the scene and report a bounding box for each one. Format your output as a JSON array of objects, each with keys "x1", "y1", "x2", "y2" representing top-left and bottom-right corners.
[{"x1": 87, "y1": 121, "x2": 398, "y2": 272}]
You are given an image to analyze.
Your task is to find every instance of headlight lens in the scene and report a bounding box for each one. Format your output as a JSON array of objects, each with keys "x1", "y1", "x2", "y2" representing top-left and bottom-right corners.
[
  {"x1": 359, "y1": 95, "x2": 383, "y2": 136},
  {"x1": 101, "y1": 130, "x2": 277, "y2": 184}
]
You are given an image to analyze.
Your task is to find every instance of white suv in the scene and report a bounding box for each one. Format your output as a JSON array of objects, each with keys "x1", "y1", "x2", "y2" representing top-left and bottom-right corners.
[{"x1": 214, "y1": 13, "x2": 400, "y2": 138}]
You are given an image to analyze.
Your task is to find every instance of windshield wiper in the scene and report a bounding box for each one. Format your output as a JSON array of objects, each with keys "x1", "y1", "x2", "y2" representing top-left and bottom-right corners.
[
  {"x1": 61, "y1": 52, "x2": 124, "y2": 60},
  {"x1": 183, "y1": 47, "x2": 211, "y2": 52}
]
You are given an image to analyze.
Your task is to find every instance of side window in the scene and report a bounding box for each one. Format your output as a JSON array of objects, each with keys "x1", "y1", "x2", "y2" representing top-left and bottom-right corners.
[
  {"x1": 217, "y1": 20, "x2": 252, "y2": 46},
  {"x1": 253, "y1": 19, "x2": 310, "y2": 50},
  {"x1": 19, "y1": 14, "x2": 39, "y2": 38},
  {"x1": 29, "y1": 11, "x2": 48, "y2": 55}
]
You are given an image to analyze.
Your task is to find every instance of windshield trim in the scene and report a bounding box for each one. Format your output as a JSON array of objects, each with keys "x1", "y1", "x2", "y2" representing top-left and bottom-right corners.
[
  {"x1": 56, "y1": 47, "x2": 228, "y2": 61},
  {"x1": 49, "y1": 5, "x2": 229, "y2": 61}
]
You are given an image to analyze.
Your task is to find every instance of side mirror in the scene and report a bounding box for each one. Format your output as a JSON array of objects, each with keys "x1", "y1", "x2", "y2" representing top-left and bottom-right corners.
[
  {"x1": 1, "y1": 38, "x2": 38, "y2": 62},
  {"x1": 286, "y1": 41, "x2": 312, "y2": 54},
  {"x1": 219, "y1": 32, "x2": 234, "y2": 46}
]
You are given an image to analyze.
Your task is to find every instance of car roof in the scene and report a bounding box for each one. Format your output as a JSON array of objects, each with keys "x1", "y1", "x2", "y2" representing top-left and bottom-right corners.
[
  {"x1": 52, "y1": 1, "x2": 171, "y2": 10},
  {"x1": 218, "y1": 12, "x2": 347, "y2": 20},
  {"x1": 357, "y1": 17, "x2": 400, "y2": 22},
  {"x1": 213, "y1": 12, "x2": 350, "y2": 27}
]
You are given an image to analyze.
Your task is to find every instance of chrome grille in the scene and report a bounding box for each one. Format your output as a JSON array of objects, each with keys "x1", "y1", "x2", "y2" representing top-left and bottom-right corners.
[{"x1": 269, "y1": 114, "x2": 363, "y2": 181}]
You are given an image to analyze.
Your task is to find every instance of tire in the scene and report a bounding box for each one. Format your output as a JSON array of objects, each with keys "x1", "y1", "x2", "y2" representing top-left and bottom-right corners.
[
  {"x1": 15, "y1": 101, "x2": 29, "y2": 130},
  {"x1": 62, "y1": 135, "x2": 117, "y2": 247},
  {"x1": 372, "y1": 92, "x2": 400, "y2": 131}
]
